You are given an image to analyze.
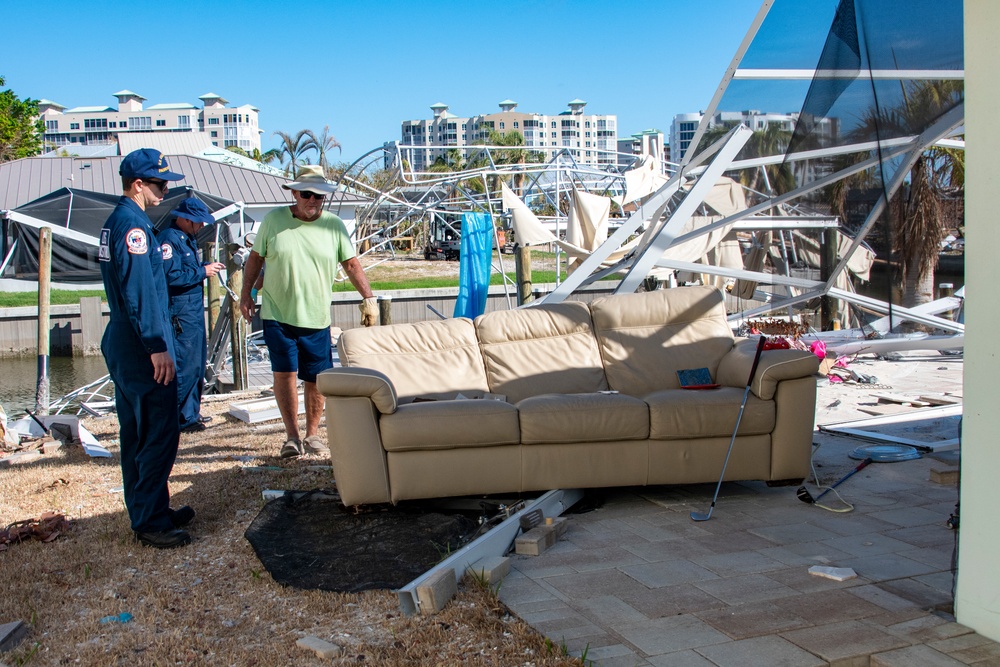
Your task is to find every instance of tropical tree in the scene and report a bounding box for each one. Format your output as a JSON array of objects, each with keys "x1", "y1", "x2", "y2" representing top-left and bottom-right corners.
[
  {"x1": 304, "y1": 125, "x2": 341, "y2": 173},
  {"x1": 272, "y1": 129, "x2": 311, "y2": 176},
  {"x1": 831, "y1": 79, "x2": 964, "y2": 312},
  {"x1": 225, "y1": 145, "x2": 249, "y2": 157},
  {"x1": 251, "y1": 147, "x2": 281, "y2": 165},
  {"x1": 0, "y1": 76, "x2": 44, "y2": 163},
  {"x1": 697, "y1": 121, "x2": 795, "y2": 196}
]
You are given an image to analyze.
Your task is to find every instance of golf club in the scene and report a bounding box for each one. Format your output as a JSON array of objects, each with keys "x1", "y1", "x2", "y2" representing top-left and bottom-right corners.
[
  {"x1": 691, "y1": 334, "x2": 767, "y2": 522},
  {"x1": 797, "y1": 457, "x2": 873, "y2": 504}
]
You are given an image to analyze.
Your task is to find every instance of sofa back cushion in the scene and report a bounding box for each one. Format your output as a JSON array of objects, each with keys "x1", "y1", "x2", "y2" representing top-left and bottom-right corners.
[
  {"x1": 590, "y1": 286, "x2": 735, "y2": 396},
  {"x1": 475, "y1": 301, "x2": 608, "y2": 403},
  {"x1": 338, "y1": 318, "x2": 490, "y2": 401}
]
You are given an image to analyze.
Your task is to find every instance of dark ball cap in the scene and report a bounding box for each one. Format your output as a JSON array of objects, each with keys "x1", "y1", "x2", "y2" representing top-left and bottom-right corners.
[
  {"x1": 119, "y1": 148, "x2": 185, "y2": 181},
  {"x1": 170, "y1": 197, "x2": 215, "y2": 224}
]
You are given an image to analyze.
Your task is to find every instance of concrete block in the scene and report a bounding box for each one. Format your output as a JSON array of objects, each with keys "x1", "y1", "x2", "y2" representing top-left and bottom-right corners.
[
  {"x1": 416, "y1": 568, "x2": 457, "y2": 616},
  {"x1": 515, "y1": 526, "x2": 555, "y2": 556},
  {"x1": 0, "y1": 620, "x2": 29, "y2": 652},
  {"x1": 295, "y1": 635, "x2": 341, "y2": 659},
  {"x1": 542, "y1": 516, "x2": 568, "y2": 538},
  {"x1": 465, "y1": 556, "x2": 510, "y2": 587},
  {"x1": 0, "y1": 451, "x2": 41, "y2": 467},
  {"x1": 930, "y1": 467, "x2": 960, "y2": 485},
  {"x1": 41, "y1": 439, "x2": 63, "y2": 456}
]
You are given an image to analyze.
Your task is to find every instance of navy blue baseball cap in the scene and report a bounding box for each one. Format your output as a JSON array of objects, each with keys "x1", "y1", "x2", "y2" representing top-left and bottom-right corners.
[
  {"x1": 170, "y1": 197, "x2": 215, "y2": 224},
  {"x1": 119, "y1": 148, "x2": 185, "y2": 181}
]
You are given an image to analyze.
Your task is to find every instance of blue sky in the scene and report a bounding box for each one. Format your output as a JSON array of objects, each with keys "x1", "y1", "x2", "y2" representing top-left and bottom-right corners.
[{"x1": 4, "y1": 1, "x2": 771, "y2": 163}]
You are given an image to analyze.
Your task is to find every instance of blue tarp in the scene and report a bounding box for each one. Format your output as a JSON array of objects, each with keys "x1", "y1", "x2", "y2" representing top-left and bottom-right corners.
[{"x1": 453, "y1": 212, "x2": 493, "y2": 319}]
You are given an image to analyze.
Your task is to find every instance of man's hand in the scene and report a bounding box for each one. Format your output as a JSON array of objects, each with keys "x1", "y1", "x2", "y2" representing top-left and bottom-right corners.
[
  {"x1": 359, "y1": 297, "x2": 379, "y2": 327},
  {"x1": 151, "y1": 351, "x2": 176, "y2": 385},
  {"x1": 240, "y1": 292, "x2": 256, "y2": 322},
  {"x1": 203, "y1": 261, "x2": 225, "y2": 278}
]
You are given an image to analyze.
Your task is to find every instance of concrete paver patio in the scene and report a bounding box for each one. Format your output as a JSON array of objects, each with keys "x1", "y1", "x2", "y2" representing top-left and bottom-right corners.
[{"x1": 499, "y1": 352, "x2": 995, "y2": 666}]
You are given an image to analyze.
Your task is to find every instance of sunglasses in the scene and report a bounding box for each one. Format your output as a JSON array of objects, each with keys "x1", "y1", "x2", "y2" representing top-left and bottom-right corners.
[
  {"x1": 298, "y1": 191, "x2": 326, "y2": 201},
  {"x1": 145, "y1": 178, "x2": 168, "y2": 191}
]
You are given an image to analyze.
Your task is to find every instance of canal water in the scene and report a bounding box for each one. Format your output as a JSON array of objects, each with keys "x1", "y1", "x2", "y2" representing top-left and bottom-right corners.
[{"x1": 0, "y1": 355, "x2": 110, "y2": 418}]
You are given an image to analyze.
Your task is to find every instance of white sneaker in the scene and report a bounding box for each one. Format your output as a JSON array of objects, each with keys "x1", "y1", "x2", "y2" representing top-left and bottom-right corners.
[{"x1": 303, "y1": 435, "x2": 330, "y2": 456}]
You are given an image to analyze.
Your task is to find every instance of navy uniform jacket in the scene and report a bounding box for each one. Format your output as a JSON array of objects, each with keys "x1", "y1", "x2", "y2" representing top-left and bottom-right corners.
[
  {"x1": 157, "y1": 226, "x2": 208, "y2": 299},
  {"x1": 99, "y1": 197, "x2": 173, "y2": 357}
]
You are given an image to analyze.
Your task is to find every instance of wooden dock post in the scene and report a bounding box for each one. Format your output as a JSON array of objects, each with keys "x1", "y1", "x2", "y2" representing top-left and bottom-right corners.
[
  {"x1": 515, "y1": 246, "x2": 533, "y2": 305},
  {"x1": 35, "y1": 227, "x2": 52, "y2": 415},
  {"x1": 378, "y1": 296, "x2": 392, "y2": 326}
]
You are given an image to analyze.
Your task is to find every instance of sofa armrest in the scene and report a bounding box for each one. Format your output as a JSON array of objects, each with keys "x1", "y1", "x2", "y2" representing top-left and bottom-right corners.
[
  {"x1": 316, "y1": 367, "x2": 398, "y2": 414},
  {"x1": 717, "y1": 337, "x2": 820, "y2": 400}
]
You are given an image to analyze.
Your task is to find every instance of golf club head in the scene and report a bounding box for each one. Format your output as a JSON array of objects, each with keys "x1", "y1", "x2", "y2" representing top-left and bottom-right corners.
[
  {"x1": 690, "y1": 509, "x2": 712, "y2": 522},
  {"x1": 796, "y1": 486, "x2": 816, "y2": 504}
]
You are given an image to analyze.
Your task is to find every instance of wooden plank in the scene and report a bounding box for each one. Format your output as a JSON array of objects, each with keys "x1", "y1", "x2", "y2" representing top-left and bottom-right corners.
[{"x1": 228, "y1": 389, "x2": 305, "y2": 424}]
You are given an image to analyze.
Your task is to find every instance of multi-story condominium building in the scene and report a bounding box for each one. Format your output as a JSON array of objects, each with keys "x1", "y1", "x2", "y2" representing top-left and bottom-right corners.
[
  {"x1": 617, "y1": 129, "x2": 668, "y2": 170},
  {"x1": 669, "y1": 110, "x2": 838, "y2": 165},
  {"x1": 400, "y1": 100, "x2": 617, "y2": 171},
  {"x1": 38, "y1": 90, "x2": 262, "y2": 153}
]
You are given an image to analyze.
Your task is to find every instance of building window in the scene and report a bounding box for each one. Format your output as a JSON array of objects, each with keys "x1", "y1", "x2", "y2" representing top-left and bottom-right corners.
[
  {"x1": 84, "y1": 118, "x2": 108, "y2": 129},
  {"x1": 128, "y1": 116, "x2": 151, "y2": 131},
  {"x1": 208, "y1": 117, "x2": 220, "y2": 125},
  {"x1": 120, "y1": 121, "x2": 127, "y2": 128},
  {"x1": 70, "y1": 123, "x2": 80, "y2": 130},
  {"x1": 45, "y1": 120, "x2": 59, "y2": 131},
  {"x1": 551, "y1": 121, "x2": 556, "y2": 128},
  {"x1": 211, "y1": 130, "x2": 218, "y2": 137},
  {"x1": 513, "y1": 121, "x2": 519, "y2": 128},
  {"x1": 155, "y1": 119, "x2": 166, "y2": 127},
  {"x1": 109, "y1": 122, "x2": 116, "y2": 128},
  {"x1": 499, "y1": 122, "x2": 505, "y2": 129},
  {"x1": 178, "y1": 116, "x2": 190, "y2": 128}
]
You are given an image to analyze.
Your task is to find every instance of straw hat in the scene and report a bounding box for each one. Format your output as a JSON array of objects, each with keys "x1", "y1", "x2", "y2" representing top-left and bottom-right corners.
[{"x1": 281, "y1": 164, "x2": 335, "y2": 194}]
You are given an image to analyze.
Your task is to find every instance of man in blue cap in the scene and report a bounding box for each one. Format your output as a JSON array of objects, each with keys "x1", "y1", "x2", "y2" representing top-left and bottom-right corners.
[
  {"x1": 99, "y1": 148, "x2": 193, "y2": 549},
  {"x1": 157, "y1": 197, "x2": 225, "y2": 434}
]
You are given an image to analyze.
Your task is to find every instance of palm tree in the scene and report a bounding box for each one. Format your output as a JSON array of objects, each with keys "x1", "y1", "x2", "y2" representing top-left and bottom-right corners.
[
  {"x1": 697, "y1": 121, "x2": 795, "y2": 196},
  {"x1": 832, "y1": 79, "x2": 964, "y2": 312},
  {"x1": 272, "y1": 129, "x2": 311, "y2": 177},
  {"x1": 251, "y1": 147, "x2": 281, "y2": 165},
  {"x1": 304, "y1": 125, "x2": 342, "y2": 173}
]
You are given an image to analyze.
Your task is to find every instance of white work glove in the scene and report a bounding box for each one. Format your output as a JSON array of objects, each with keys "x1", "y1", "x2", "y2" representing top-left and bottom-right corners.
[{"x1": 359, "y1": 297, "x2": 379, "y2": 327}]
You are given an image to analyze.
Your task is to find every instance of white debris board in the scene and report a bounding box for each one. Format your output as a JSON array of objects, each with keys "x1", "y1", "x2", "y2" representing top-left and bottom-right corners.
[{"x1": 228, "y1": 390, "x2": 305, "y2": 424}]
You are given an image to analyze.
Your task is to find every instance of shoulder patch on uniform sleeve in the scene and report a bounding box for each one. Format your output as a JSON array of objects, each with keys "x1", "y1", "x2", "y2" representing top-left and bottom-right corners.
[
  {"x1": 160, "y1": 243, "x2": 173, "y2": 260},
  {"x1": 126, "y1": 228, "x2": 148, "y2": 255}
]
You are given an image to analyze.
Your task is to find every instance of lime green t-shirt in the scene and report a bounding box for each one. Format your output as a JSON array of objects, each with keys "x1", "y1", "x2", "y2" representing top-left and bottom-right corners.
[{"x1": 255, "y1": 206, "x2": 355, "y2": 329}]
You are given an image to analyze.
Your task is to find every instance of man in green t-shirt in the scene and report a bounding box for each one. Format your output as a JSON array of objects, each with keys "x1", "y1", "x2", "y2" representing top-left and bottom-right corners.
[{"x1": 240, "y1": 165, "x2": 378, "y2": 458}]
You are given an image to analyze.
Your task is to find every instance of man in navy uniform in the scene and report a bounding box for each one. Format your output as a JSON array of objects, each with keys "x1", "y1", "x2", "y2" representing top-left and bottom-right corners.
[
  {"x1": 157, "y1": 197, "x2": 225, "y2": 434},
  {"x1": 99, "y1": 148, "x2": 194, "y2": 549}
]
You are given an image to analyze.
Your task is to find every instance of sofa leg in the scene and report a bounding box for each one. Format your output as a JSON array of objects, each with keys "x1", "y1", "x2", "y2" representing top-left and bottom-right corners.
[{"x1": 766, "y1": 478, "x2": 805, "y2": 487}]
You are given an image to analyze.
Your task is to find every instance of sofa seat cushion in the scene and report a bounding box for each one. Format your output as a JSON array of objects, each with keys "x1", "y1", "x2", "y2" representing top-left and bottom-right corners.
[
  {"x1": 476, "y1": 301, "x2": 608, "y2": 403},
  {"x1": 518, "y1": 392, "x2": 649, "y2": 444},
  {"x1": 380, "y1": 399, "x2": 520, "y2": 452},
  {"x1": 646, "y1": 388, "x2": 774, "y2": 440}
]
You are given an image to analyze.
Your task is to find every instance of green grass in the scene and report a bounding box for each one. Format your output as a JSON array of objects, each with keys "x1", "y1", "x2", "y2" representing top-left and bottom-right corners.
[
  {"x1": 332, "y1": 269, "x2": 568, "y2": 292},
  {"x1": 0, "y1": 289, "x2": 106, "y2": 307}
]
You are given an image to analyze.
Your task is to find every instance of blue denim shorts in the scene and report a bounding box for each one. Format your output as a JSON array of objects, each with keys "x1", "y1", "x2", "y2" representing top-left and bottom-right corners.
[{"x1": 261, "y1": 319, "x2": 333, "y2": 383}]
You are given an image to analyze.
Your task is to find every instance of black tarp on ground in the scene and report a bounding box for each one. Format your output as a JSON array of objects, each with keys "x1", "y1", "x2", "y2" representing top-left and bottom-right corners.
[
  {"x1": 243, "y1": 490, "x2": 479, "y2": 593},
  {"x1": 4, "y1": 186, "x2": 254, "y2": 283}
]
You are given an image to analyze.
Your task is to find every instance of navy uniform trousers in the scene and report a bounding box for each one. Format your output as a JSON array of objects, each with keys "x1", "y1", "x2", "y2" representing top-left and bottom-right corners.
[
  {"x1": 100, "y1": 198, "x2": 180, "y2": 534},
  {"x1": 158, "y1": 226, "x2": 209, "y2": 430}
]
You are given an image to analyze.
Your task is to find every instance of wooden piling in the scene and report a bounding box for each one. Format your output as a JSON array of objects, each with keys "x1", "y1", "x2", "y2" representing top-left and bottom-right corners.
[
  {"x1": 77, "y1": 296, "x2": 104, "y2": 356},
  {"x1": 515, "y1": 246, "x2": 533, "y2": 306},
  {"x1": 378, "y1": 296, "x2": 392, "y2": 326},
  {"x1": 35, "y1": 227, "x2": 52, "y2": 415}
]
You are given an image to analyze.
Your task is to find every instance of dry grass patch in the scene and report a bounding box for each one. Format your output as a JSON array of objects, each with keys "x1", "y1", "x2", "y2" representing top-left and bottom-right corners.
[{"x1": 1, "y1": 394, "x2": 584, "y2": 666}]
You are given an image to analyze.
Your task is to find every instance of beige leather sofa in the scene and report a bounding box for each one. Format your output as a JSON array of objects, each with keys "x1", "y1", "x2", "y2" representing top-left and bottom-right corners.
[{"x1": 317, "y1": 286, "x2": 820, "y2": 506}]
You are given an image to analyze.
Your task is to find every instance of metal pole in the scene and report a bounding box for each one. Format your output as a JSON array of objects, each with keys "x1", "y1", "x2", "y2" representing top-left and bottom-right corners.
[{"x1": 35, "y1": 227, "x2": 52, "y2": 415}]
